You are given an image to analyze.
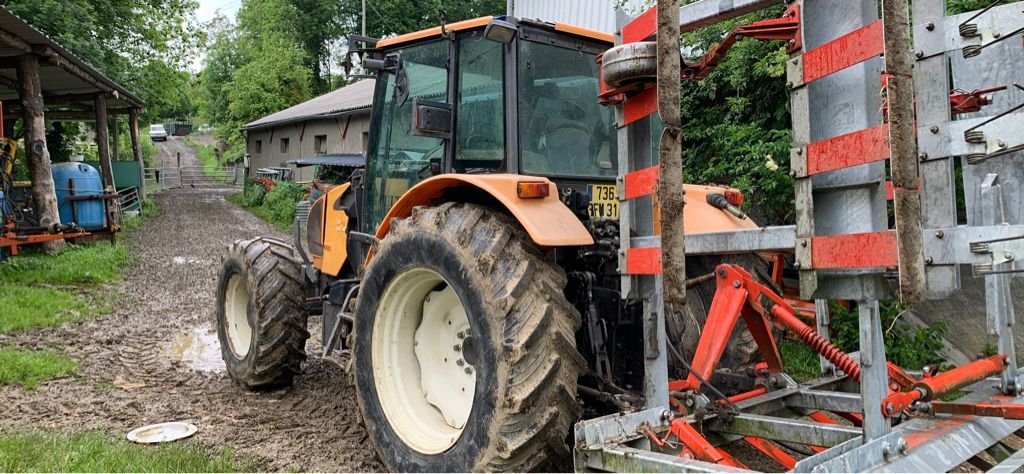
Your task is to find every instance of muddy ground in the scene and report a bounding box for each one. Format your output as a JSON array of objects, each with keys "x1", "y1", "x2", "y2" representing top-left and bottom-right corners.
[{"x1": 0, "y1": 137, "x2": 383, "y2": 471}]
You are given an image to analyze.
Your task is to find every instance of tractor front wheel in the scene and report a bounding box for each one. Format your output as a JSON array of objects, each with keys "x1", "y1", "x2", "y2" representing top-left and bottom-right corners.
[
  {"x1": 353, "y1": 203, "x2": 585, "y2": 472},
  {"x1": 216, "y1": 237, "x2": 309, "y2": 390}
]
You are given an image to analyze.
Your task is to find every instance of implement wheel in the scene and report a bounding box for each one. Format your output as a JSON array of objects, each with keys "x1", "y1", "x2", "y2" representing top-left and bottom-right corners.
[
  {"x1": 353, "y1": 203, "x2": 585, "y2": 472},
  {"x1": 216, "y1": 237, "x2": 309, "y2": 390}
]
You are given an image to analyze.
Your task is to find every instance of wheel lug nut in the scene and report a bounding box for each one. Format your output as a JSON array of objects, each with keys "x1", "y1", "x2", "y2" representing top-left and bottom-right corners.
[
  {"x1": 456, "y1": 359, "x2": 465, "y2": 366},
  {"x1": 457, "y1": 331, "x2": 465, "y2": 339},
  {"x1": 453, "y1": 344, "x2": 461, "y2": 351},
  {"x1": 465, "y1": 367, "x2": 473, "y2": 375}
]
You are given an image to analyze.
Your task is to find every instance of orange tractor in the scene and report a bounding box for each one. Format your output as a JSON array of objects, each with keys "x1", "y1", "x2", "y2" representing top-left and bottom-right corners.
[{"x1": 216, "y1": 16, "x2": 769, "y2": 471}]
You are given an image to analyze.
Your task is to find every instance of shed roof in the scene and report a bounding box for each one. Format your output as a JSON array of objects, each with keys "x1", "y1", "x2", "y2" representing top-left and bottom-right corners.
[
  {"x1": 0, "y1": 6, "x2": 145, "y2": 113},
  {"x1": 243, "y1": 79, "x2": 375, "y2": 131}
]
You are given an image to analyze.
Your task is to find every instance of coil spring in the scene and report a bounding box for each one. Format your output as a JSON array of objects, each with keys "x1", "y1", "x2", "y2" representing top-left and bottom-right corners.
[
  {"x1": 959, "y1": 23, "x2": 980, "y2": 38},
  {"x1": 964, "y1": 129, "x2": 986, "y2": 144},
  {"x1": 966, "y1": 153, "x2": 989, "y2": 165},
  {"x1": 798, "y1": 326, "x2": 862, "y2": 382}
]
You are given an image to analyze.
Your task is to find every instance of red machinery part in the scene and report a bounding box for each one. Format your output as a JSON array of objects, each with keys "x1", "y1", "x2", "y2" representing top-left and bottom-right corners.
[
  {"x1": 930, "y1": 398, "x2": 1024, "y2": 420},
  {"x1": 950, "y1": 86, "x2": 1007, "y2": 114},
  {"x1": 881, "y1": 355, "x2": 1009, "y2": 416},
  {"x1": 667, "y1": 419, "x2": 746, "y2": 468}
]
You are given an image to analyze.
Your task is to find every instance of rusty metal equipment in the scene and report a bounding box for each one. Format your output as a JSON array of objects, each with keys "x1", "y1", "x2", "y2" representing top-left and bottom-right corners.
[{"x1": 576, "y1": 0, "x2": 1024, "y2": 471}]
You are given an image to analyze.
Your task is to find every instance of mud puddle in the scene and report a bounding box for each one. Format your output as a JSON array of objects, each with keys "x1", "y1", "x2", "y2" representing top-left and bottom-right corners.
[{"x1": 169, "y1": 326, "x2": 225, "y2": 372}]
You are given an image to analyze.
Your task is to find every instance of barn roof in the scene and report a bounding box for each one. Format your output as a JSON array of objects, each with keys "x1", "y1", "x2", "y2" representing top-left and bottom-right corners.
[{"x1": 243, "y1": 79, "x2": 375, "y2": 131}]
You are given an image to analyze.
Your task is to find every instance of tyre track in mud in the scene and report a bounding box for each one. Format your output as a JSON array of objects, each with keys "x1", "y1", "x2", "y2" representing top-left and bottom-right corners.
[{"x1": 0, "y1": 138, "x2": 383, "y2": 472}]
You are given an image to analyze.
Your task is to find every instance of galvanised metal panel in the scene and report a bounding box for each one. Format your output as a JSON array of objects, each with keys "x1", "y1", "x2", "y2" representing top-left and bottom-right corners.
[
  {"x1": 507, "y1": 0, "x2": 647, "y2": 33},
  {"x1": 949, "y1": 7, "x2": 1024, "y2": 230}
]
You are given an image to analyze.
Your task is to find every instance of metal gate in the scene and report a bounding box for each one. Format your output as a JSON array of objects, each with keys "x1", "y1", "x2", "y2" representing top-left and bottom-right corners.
[{"x1": 144, "y1": 165, "x2": 242, "y2": 190}]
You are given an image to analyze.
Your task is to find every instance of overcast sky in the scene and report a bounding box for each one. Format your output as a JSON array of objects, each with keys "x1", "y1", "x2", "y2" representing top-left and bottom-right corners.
[
  {"x1": 196, "y1": 0, "x2": 242, "y2": 22},
  {"x1": 189, "y1": 0, "x2": 243, "y2": 71}
]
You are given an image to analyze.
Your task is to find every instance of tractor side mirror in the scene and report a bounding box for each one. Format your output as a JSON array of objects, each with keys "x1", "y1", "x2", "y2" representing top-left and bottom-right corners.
[{"x1": 411, "y1": 99, "x2": 452, "y2": 139}]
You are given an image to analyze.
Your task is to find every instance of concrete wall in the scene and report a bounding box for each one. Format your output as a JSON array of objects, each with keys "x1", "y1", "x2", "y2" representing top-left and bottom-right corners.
[{"x1": 246, "y1": 112, "x2": 370, "y2": 182}]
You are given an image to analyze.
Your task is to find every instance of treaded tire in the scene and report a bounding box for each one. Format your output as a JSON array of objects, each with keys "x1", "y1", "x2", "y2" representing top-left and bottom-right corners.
[
  {"x1": 667, "y1": 254, "x2": 773, "y2": 370},
  {"x1": 216, "y1": 236, "x2": 309, "y2": 390},
  {"x1": 353, "y1": 203, "x2": 585, "y2": 472}
]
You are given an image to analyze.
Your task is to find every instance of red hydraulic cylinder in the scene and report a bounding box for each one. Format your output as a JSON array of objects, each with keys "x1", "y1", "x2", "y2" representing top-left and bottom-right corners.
[{"x1": 881, "y1": 355, "x2": 1009, "y2": 416}]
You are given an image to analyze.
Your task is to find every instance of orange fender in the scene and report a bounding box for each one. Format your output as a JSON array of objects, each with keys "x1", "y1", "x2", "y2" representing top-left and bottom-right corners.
[
  {"x1": 374, "y1": 174, "x2": 595, "y2": 249},
  {"x1": 677, "y1": 184, "x2": 760, "y2": 234}
]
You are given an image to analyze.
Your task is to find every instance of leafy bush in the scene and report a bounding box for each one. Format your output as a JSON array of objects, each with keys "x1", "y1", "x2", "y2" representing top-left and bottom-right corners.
[
  {"x1": 829, "y1": 300, "x2": 948, "y2": 370},
  {"x1": 241, "y1": 179, "x2": 267, "y2": 208},
  {"x1": 231, "y1": 179, "x2": 305, "y2": 231},
  {"x1": 262, "y1": 182, "x2": 306, "y2": 225}
]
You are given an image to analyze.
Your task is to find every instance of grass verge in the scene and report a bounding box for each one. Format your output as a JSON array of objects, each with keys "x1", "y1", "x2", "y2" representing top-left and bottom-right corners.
[
  {"x1": 184, "y1": 138, "x2": 222, "y2": 177},
  {"x1": 0, "y1": 242, "x2": 130, "y2": 285},
  {"x1": 0, "y1": 285, "x2": 108, "y2": 333},
  {"x1": 0, "y1": 349, "x2": 77, "y2": 389},
  {"x1": 0, "y1": 431, "x2": 241, "y2": 472}
]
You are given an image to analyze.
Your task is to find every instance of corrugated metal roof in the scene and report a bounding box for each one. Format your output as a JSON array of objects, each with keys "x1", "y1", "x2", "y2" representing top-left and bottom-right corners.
[
  {"x1": 0, "y1": 6, "x2": 145, "y2": 109},
  {"x1": 243, "y1": 79, "x2": 375, "y2": 130},
  {"x1": 508, "y1": 0, "x2": 647, "y2": 34}
]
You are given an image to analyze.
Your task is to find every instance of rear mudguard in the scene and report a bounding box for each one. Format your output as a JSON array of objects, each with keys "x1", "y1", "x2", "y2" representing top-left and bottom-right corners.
[{"x1": 367, "y1": 174, "x2": 757, "y2": 266}]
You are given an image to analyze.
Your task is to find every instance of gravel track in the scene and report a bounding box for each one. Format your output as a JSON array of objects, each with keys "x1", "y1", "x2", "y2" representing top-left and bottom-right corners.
[{"x1": 0, "y1": 138, "x2": 383, "y2": 472}]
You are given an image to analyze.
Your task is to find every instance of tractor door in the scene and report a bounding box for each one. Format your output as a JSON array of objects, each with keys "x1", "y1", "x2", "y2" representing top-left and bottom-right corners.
[{"x1": 362, "y1": 40, "x2": 450, "y2": 233}]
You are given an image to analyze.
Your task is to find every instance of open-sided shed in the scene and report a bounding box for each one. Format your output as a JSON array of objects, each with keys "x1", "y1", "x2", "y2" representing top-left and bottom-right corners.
[{"x1": 0, "y1": 6, "x2": 146, "y2": 251}]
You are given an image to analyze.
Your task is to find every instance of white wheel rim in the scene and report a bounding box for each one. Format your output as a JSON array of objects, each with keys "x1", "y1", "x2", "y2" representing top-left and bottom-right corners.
[
  {"x1": 224, "y1": 273, "x2": 253, "y2": 357},
  {"x1": 371, "y1": 268, "x2": 476, "y2": 454}
]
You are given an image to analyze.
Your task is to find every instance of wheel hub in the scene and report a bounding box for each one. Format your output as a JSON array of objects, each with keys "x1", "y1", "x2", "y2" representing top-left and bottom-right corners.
[
  {"x1": 414, "y1": 285, "x2": 476, "y2": 429},
  {"x1": 224, "y1": 273, "x2": 252, "y2": 357},
  {"x1": 371, "y1": 268, "x2": 477, "y2": 454}
]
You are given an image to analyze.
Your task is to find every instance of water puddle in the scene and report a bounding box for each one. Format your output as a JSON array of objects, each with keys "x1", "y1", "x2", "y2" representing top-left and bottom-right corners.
[{"x1": 169, "y1": 326, "x2": 225, "y2": 373}]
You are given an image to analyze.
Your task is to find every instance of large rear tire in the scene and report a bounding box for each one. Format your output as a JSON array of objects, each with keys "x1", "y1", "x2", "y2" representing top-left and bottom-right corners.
[
  {"x1": 353, "y1": 203, "x2": 585, "y2": 472},
  {"x1": 668, "y1": 254, "x2": 773, "y2": 370},
  {"x1": 216, "y1": 237, "x2": 309, "y2": 390}
]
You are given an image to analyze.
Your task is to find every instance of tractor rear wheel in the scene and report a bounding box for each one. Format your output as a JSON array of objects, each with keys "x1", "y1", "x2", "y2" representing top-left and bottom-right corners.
[
  {"x1": 216, "y1": 237, "x2": 309, "y2": 390},
  {"x1": 668, "y1": 254, "x2": 773, "y2": 371},
  {"x1": 353, "y1": 203, "x2": 585, "y2": 472}
]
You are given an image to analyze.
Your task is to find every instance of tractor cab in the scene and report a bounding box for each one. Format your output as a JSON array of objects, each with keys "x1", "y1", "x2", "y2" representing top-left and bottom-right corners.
[{"x1": 357, "y1": 17, "x2": 620, "y2": 233}]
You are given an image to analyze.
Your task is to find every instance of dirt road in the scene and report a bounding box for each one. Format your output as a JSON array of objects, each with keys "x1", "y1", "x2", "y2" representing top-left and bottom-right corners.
[{"x1": 0, "y1": 138, "x2": 383, "y2": 471}]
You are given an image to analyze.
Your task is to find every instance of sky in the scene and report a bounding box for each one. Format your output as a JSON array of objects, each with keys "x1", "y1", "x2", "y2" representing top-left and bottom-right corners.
[
  {"x1": 196, "y1": 0, "x2": 243, "y2": 23},
  {"x1": 189, "y1": 0, "x2": 243, "y2": 71}
]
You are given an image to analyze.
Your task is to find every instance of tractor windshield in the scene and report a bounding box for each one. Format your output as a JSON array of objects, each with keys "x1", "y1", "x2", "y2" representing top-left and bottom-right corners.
[{"x1": 518, "y1": 40, "x2": 616, "y2": 179}]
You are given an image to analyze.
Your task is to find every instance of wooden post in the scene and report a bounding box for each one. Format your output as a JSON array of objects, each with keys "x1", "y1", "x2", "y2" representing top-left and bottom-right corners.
[
  {"x1": 17, "y1": 54, "x2": 64, "y2": 252},
  {"x1": 129, "y1": 108, "x2": 145, "y2": 200},
  {"x1": 94, "y1": 94, "x2": 114, "y2": 188},
  {"x1": 94, "y1": 93, "x2": 119, "y2": 226},
  {"x1": 112, "y1": 116, "x2": 120, "y2": 161}
]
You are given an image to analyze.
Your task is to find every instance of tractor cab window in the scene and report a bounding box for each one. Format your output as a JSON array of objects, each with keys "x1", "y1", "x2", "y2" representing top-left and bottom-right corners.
[
  {"x1": 363, "y1": 40, "x2": 449, "y2": 232},
  {"x1": 454, "y1": 31, "x2": 505, "y2": 172},
  {"x1": 518, "y1": 40, "x2": 616, "y2": 178}
]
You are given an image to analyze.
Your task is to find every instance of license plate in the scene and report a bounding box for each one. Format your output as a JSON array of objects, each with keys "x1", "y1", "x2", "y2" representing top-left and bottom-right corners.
[{"x1": 588, "y1": 184, "x2": 619, "y2": 220}]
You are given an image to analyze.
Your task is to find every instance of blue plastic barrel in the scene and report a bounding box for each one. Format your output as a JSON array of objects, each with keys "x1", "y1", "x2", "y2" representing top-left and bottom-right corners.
[{"x1": 52, "y1": 162, "x2": 106, "y2": 228}]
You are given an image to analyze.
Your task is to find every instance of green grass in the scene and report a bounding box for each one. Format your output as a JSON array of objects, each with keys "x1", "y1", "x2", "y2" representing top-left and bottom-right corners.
[
  {"x1": 184, "y1": 138, "x2": 221, "y2": 177},
  {"x1": 0, "y1": 285, "x2": 107, "y2": 333},
  {"x1": 0, "y1": 431, "x2": 241, "y2": 472},
  {"x1": 779, "y1": 340, "x2": 822, "y2": 383},
  {"x1": 0, "y1": 349, "x2": 77, "y2": 389},
  {"x1": 123, "y1": 198, "x2": 160, "y2": 230},
  {"x1": 0, "y1": 243, "x2": 130, "y2": 285}
]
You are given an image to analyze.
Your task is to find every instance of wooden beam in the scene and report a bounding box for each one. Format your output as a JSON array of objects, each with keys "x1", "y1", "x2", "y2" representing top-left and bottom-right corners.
[
  {"x1": 129, "y1": 108, "x2": 145, "y2": 200},
  {"x1": 112, "y1": 116, "x2": 120, "y2": 161},
  {"x1": 16, "y1": 54, "x2": 63, "y2": 252},
  {"x1": 36, "y1": 109, "x2": 133, "y2": 120},
  {"x1": 0, "y1": 28, "x2": 32, "y2": 53},
  {"x1": 94, "y1": 94, "x2": 115, "y2": 190},
  {"x1": 0, "y1": 73, "x2": 17, "y2": 90}
]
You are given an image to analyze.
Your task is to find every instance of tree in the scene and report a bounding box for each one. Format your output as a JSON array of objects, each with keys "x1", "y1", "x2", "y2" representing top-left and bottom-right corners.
[
  {"x1": 1, "y1": 0, "x2": 203, "y2": 121},
  {"x1": 362, "y1": 0, "x2": 506, "y2": 38}
]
